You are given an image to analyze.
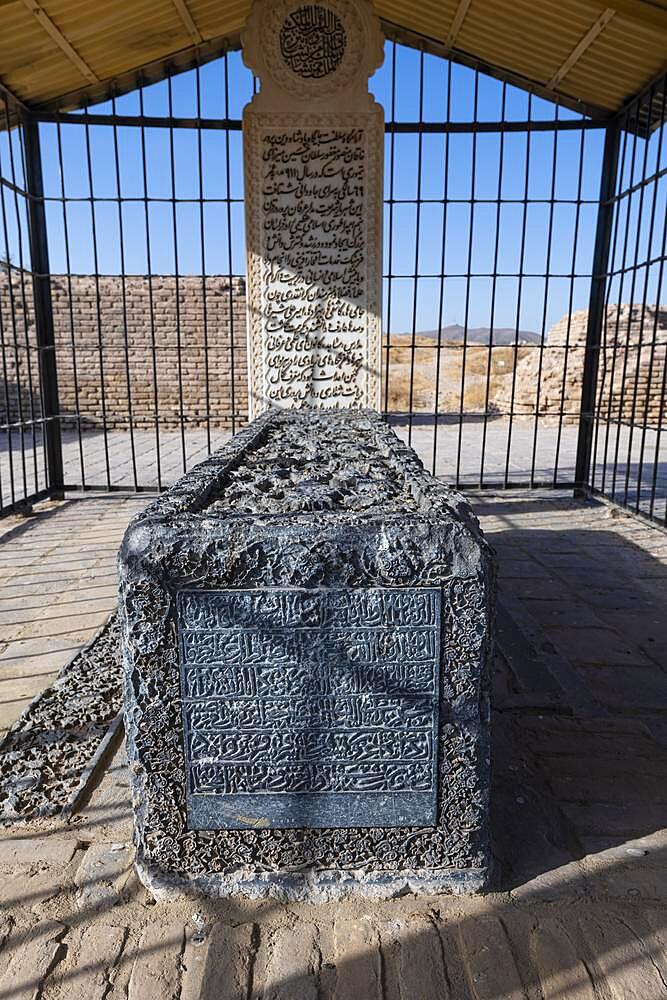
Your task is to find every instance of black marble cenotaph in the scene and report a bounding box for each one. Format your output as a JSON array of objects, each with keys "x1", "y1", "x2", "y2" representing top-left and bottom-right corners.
[{"x1": 118, "y1": 409, "x2": 496, "y2": 899}]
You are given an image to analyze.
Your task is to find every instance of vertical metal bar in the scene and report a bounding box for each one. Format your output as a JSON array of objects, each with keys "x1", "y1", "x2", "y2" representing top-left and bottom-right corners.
[
  {"x1": 83, "y1": 100, "x2": 112, "y2": 488},
  {"x1": 55, "y1": 114, "x2": 85, "y2": 487},
  {"x1": 22, "y1": 115, "x2": 63, "y2": 497},
  {"x1": 0, "y1": 236, "x2": 15, "y2": 509},
  {"x1": 167, "y1": 71, "x2": 187, "y2": 473},
  {"x1": 530, "y1": 100, "x2": 560, "y2": 486},
  {"x1": 111, "y1": 88, "x2": 138, "y2": 489},
  {"x1": 620, "y1": 87, "x2": 657, "y2": 511},
  {"x1": 430, "y1": 59, "x2": 452, "y2": 476},
  {"x1": 608, "y1": 115, "x2": 639, "y2": 501},
  {"x1": 573, "y1": 121, "x2": 620, "y2": 496},
  {"x1": 0, "y1": 99, "x2": 20, "y2": 504},
  {"x1": 474, "y1": 72, "x2": 500, "y2": 486},
  {"x1": 223, "y1": 53, "x2": 237, "y2": 433},
  {"x1": 195, "y1": 59, "x2": 212, "y2": 455},
  {"x1": 502, "y1": 93, "x2": 532, "y2": 488},
  {"x1": 383, "y1": 41, "x2": 397, "y2": 416},
  {"x1": 640, "y1": 218, "x2": 667, "y2": 519},
  {"x1": 407, "y1": 48, "x2": 424, "y2": 446},
  {"x1": 138, "y1": 77, "x2": 162, "y2": 490},
  {"x1": 15, "y1": 123, "x2": 42, "y2": 492},
  {"x1": 554, "y1": 123, "x2": 586, "y2": 484},
  {"x1": 596, "y1": 118, "x2": 629, "y2": 498},
  {"x1": 455, "y1": 68, "x2": 479, "y2": 487},
  {"x1": 649, "y1": 272, "x2": 667, "y2": 521},
  {"x1": 643, "y1": 121, "x2": 667, "y2": 522},
  {"x1": 2, "y1": 100, "x2": 30, "y2": 498}
]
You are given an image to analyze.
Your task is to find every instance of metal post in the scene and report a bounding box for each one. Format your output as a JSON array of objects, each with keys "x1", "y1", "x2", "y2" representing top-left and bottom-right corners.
[
  {"x1": 23, "y1": 114, "x2": 63, "y2": 497},
  {"x1": 574, "y1": 121, "x2": 620, "y2": 498}
]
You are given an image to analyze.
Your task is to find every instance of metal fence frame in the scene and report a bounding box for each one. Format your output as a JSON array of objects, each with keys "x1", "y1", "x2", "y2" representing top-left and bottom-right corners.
[{"x1": 0, "y1": 47, "x2": 665, "y2": 524}]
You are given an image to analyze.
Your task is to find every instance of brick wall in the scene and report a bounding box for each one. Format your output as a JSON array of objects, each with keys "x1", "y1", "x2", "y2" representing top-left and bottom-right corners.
[
  {"x1": 1, "y1": 270, "x2": 664, "y2": 430},
  {"x1": 0, "y1": 272, "x2": 248, "y2": 429}
]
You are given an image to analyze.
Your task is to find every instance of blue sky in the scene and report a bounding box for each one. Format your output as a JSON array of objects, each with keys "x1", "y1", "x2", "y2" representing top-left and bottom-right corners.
[{"x1": 1, "y1": 41, "x2": 665, "y2": 337}]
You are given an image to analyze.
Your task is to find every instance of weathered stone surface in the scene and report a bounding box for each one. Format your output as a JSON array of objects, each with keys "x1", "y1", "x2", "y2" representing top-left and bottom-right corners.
[
  {"x1": 119, "y1": 409, "x2": 495, "y2": 898},
  {"x1": 0, "y1": 617, "x2": 123, "y2": 820}
]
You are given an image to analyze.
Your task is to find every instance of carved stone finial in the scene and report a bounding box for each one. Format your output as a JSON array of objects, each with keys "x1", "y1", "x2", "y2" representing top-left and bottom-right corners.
[{"x1": 242, "y1": 0, "x2": 384, "y2": 110}]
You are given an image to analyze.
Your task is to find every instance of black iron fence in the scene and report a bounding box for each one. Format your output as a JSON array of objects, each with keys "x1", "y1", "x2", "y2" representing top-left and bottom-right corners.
[
  {"x1": 588, "y1": 77, "x2": 667, "y2": 524},
  {"x1": 0, "y1": 43, "x2": 665, "y2": 524}
]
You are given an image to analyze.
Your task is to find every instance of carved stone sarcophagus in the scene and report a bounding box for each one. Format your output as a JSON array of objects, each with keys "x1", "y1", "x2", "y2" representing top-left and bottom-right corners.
[{"x1": 118, "y1": 409, "x2": 495, "y2": 899}]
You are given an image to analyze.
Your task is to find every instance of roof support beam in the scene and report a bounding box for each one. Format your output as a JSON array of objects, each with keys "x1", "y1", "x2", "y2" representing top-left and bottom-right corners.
[
  {"x1": 445, "y1": 0, "x2": 473, "y2": 48},
  {"x1": 0, "y1": 76, "x2": 30, "y2": 114},
  {"x1": 580, "y1": 0, "x2": 667, "y2": 31},
  {"x1": 171, "y1": 0, "x2": 203, "y2": 45},
  {"x1": 546, "y1": 7, "x2": 616, "y2": 89},
  {"x1": 20, "y1": 0, "x2": 99, "y2": 84}
]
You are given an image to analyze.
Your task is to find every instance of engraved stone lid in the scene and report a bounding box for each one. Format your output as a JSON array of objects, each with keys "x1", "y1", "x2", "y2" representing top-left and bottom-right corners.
[{"x1": 127, "y1": 409, "x2": 483, "y2": 533}]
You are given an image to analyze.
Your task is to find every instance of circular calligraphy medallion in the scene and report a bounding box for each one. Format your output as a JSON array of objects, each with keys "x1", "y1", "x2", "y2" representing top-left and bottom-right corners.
[
  {"x1": 248, "y1": 0, "x2": 373, "y2": 99},
  {"x1": 279, "y1": 5, "x2": 347, "y2": 80}
]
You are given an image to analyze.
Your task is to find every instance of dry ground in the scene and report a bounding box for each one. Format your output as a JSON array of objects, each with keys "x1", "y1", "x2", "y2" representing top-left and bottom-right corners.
[{"x1": 383, "y1": 336, "x2": 532, "y2": 414}]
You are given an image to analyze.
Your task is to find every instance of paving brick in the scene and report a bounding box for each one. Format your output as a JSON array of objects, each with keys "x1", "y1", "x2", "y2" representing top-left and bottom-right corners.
[
  {"x1": 577, "y1": 665, "x2": 667, "y2": 713},
  {"x1": 578, "y1": 913, "x2": 667, "y2": 1000},
  {"x1": 0, "y1": 836, "x2": 77, "y2": 868},
  {"x1": 396, "y1": 912, "x2": 450, "y2": 1000},
  {"x1": 13, "y1": 610, "x2": 111, "y2": 641},
  {"x1": 510, "y1": 861, "x2": 589, "y2": 902},
  {"x1": 181, "y1": 922, "x2": 253, "y2": 1000},
  {"x1": 561, "y1": 800, "x2": 667, "y2": 840},
  {"x1": 127, "y1": 922, "x2": 184, "y2": 1000},
  {"x1": 74, "y1": 842, "x2": 132, "y2": 910},
  {"x1": 0, "y1": 700, "x2": 33, "y2": 730},
  {"x1": 0, "y1": 870, "x2": 62, "y2": 912},
  {"x1": 529, "y1": 918, "x2": 595, "y2": 1000},
  {"x1": 547, "y1": 626, "x2": 657, "y2": 668},
  {"x1": 0, "y1": 920, "x2": 66, "y2": 1000},
  {"x1": 62, "y1": 923, "x2": 127, "y2": 1000},
  {"x1": 257, "y1": 922, "x2": 319, "y2": 1000},
  {"x1": 458, "y1": 916, "x2": 526, "y2": 1000},
  {"x1": 333, "y1": 914, "x2": 381, "y2": 1000}
]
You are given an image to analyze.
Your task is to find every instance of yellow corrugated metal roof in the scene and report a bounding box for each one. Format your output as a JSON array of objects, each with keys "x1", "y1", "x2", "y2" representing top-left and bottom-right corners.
[{"x1": 0, "y1": 0, "x2": 665, "y2": 115}]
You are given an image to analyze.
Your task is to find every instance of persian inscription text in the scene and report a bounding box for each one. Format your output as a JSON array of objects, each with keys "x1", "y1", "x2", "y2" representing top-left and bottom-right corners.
[
  {"x1": 249, "y1": 122, "x2": 380, "y2": 412},
  {"x1": 177, "y1": 587, "x2": 441, "y2": 829}
]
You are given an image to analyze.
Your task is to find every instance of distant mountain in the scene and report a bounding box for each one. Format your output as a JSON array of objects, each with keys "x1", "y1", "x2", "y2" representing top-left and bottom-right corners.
[{"x1": 406, "y1": 324, "x2": 541, "y2": 346}]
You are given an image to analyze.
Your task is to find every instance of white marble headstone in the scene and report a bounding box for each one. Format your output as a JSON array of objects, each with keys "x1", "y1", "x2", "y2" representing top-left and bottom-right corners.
[{"x1": 242, "y1": 0, "x2": 384, "y2": 417}]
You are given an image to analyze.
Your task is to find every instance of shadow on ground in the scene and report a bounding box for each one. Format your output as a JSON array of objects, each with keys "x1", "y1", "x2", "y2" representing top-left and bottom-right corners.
[{"x1": 0, "y1": 496, "x2": 666, "y2": 997}]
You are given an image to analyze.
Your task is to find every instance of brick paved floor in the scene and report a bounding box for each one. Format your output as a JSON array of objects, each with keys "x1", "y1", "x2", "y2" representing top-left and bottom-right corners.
[
  {"x1": 0, "y1": 490, "x2": 665, "y2": 998},
  {"x1": 2, "y1": 416, "x2": 665, "y2": 520},
  {"x1": 0, "y1": 496, "x2": 148, "y2": 734}
]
